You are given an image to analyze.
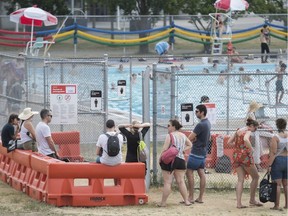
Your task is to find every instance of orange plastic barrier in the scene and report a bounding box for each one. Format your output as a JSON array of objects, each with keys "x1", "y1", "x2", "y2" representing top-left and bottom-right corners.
[
  {"x1": 10, "y1": 150, "x2": 32, "y2": 192},
  {"x1": 0, "y1": 145, "x2": 15, "y2": 184},
  {"x1": 26, "y1": 153, "x2": 62, "y2": 202},
  {"x1": 0, "y1": 140, "x2": 147, "y2": 207},
  {"x1": 46, "y1": 163, "x2": 147, "y2": 206},
  {"x1": 51, "y1": 131, "x2": 84, "y2": 162}
]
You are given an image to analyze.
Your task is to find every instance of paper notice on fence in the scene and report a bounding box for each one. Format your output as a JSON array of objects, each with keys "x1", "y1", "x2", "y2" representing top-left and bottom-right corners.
[
  {"x1": 50, "y1": 84, "x2": 78, "y2": 124},
  {"x1": 203, "y1": 103, "x2": 216, "y2": 125}
]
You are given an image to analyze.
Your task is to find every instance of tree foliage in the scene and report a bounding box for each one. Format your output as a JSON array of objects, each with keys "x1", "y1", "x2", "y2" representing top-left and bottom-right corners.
[{"x1": 4, "y1": 0, "x2": 69, "y2": 15}]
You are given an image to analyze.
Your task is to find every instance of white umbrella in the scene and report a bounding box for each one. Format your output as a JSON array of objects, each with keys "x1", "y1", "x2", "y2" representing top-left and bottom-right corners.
[{"x1": 10, "y1": 5, "x2": 58, "y2": 48}]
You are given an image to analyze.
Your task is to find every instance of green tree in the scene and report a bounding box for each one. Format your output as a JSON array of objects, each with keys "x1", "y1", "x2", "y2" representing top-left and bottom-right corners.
[
  {"x1": 248, "y1": 0, "x2": 287, "y2": 26},
  {"x1": 4, "y1": 0, "x2": 69, "y2": 15}
]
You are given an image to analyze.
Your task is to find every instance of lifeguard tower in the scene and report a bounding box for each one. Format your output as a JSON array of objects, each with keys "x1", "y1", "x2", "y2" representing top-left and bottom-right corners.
[
  {"x1": 210, "y1": 0, "x2": 249, "y2": 55},
  {"x1": 209, "y1": 13, "x2": 233, "y2": 55}
]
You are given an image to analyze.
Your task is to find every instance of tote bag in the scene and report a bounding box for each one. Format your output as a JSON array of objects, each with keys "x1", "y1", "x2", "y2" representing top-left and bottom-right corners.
[
  {"x1": 259, "y1": 172, "x2": 277, "y2": 203},
  {"x1": 160, "y1": 133, "x2": 179, "y2": 164}
]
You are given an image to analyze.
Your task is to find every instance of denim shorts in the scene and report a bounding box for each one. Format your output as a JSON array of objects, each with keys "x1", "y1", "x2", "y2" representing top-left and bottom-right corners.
[
  {"x1": 271, "y1": 156, "x2": 288, "y2": 181},
  {"x1": 187, "y1": 154, "x2": 206, "y2": 170}
]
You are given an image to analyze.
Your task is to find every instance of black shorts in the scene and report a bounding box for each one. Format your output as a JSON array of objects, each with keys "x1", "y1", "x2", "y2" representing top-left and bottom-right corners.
[{"x1": 160, "y1": 157, "x2": 186, "y2": 172}]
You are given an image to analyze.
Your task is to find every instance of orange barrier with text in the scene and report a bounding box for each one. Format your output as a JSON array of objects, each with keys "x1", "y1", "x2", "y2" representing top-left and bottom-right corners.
[
  {"x1": 46, "y1": 162, "x2": 147, "y2": 206},
  {"x1": 0, "y1": 138, "x2": 147, "y2": 207}
]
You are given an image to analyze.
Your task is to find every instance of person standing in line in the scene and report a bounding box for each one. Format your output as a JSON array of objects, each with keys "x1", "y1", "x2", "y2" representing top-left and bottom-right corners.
[
  {"x1": 260, "y1": 28, "x2": 270, "y2": 63},
  {"x1": 96, "y1": 119, "x2": 123, "y2": 166},
  {"x1": 199, "y1": 96, "x2": 212, "y2": 175},
  {"x1": 246, "y1": 101, "x2": 264, "y2": 172},
  {"x1": 267, "y1": 118, "x2": 288, "y2": 211},
  {"x1": 118, "y1": 121, "x2": 150, "y2": 162},
  {"x1": 227, "y1": 118, "x2": 263, "y2": 208},
  {"x1": 265, "y1": 63, "x2": 286, "y2": 105},
  {"x1": 1, "y1": 114, "x2": 20, "y2": 152},
  {"x1": 186, "y1": 104, "x2": 211, "y2": 203},
  {"x1": 158, "y1": 119, "x2": 192, "y2": 207},
  {"x1": 18, "y1": 107, "x2": 39, "y2": 152},
  {"x1": 35, "y1": 109, "x2": 58, "y2": 159}
]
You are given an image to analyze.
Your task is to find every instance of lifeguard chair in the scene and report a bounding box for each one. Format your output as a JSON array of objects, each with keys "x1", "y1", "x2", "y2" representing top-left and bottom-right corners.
[
  {"x1": 209, "y1": 13, "x2": 233, "y2": 55},
  {"x1": 210, "y1": 0, "x2": 249, "y2": 56}
]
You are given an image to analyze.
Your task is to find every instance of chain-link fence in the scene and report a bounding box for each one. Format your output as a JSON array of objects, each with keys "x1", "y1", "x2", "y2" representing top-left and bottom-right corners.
[
  {"x1": 151, "y1": 53, "x2": 287, "y2": 187},
  {"x1": 0, "y1": 52, "x2": 287, "y2": 187}
]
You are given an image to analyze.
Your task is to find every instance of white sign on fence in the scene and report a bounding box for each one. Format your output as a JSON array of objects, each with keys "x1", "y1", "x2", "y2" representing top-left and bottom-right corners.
[{"x1": 50, "y1": 84, "x2": 78, "y2": 124}]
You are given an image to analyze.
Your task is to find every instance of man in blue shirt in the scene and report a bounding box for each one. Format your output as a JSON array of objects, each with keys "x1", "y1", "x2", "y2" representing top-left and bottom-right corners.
[{"x1": 186, "y1": 104, "x2": 211, "y2": 204}]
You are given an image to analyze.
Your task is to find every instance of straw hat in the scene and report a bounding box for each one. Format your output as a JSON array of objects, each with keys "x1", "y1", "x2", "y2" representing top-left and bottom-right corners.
[
  {"x1": 248, "y1": 101, "x2": 263, "y2": 112},
  {"x1": 18, "y1": 108, "x2": 39, "y2": 120}
]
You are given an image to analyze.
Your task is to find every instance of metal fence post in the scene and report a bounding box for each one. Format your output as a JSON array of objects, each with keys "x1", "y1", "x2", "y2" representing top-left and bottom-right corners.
[
  {"x1": 104, "y1": 54, "x2": 108, "y2": 125},
  {"x1": 142, "y1": 63, "x2": 150, "y2": 190},
  {"x1": 170, "y1": 65, "x2": 176, "y2": 119},
  {"x1": 152, "y1": 63, "x2": 158, "y2": 184}
]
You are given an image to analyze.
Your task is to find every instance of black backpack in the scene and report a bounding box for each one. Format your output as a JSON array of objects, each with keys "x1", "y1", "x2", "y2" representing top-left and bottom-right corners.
[
  {"x1": 105, "y1": 133, "x2": 120, "y2": 157},
  {"x1": 215, "y1": 155, "x2": 231, "y2": 173}
]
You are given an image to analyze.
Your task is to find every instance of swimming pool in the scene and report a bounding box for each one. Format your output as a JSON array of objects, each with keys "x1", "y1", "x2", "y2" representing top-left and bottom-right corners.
[
  {"x1": 107, "y1": 62, "x2": 287, "y2": 118},
  {"x1": 28, "y1": 62, "x2": 287, "y2": 119}
]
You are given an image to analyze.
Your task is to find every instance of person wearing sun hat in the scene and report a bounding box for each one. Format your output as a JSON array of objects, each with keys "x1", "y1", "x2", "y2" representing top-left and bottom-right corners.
[
  {"x1": 246, "y1": 101, "x2": 263, "y2": 120},
  {"x1": 246, "y1": 101, "x2": 263, "y2": 172},
  {"x1": 18, "y1": 107, "x2": 39, "y2": 151}
]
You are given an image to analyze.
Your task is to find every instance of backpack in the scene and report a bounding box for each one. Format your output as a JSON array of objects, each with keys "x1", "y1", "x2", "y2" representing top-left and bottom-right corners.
[
  {"x1": 215, "y1": 155, "x2": 231, "y2": 173},
  {"x1": 137, "y1": 132, "x2": 148, "y2": 162},
  {"x1": 105, "y1": 133, "x2": 120, "y2": 157}
]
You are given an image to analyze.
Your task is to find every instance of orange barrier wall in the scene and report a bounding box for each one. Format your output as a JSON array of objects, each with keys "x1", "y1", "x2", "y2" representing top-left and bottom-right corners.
[
  {"x1": 51, "y1": 131, "x2": 83, "y2": 162},
  {"x1": 0, "y1": 139, "x2": 147, "y2": 207},
  {"x1": 46, "y1": 163, "x2": 147, "y2": 206},
  {"x1": 10, "y1": 150, "x2": 32, "y2": 192}
]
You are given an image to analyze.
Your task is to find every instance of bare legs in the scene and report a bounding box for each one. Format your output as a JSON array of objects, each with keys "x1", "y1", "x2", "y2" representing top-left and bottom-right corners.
[
  {"x1": 271, "y1": 179, "x2": 288, "y2": 210},
  {"x1": 236, "y1": 167, "x2": 246, "y2": 208},
  {"x1": 159, "y1": 170, "x2": 191, "y2": 206},
  {"x1": 283, "y1": 179, "x2": 288, "y2": 209},
  {"x1": 235, "y1": 164, "x2": 261, "y2": 208},
  {"x1": 174, "y1": 170, "x2": 191, "y2": 205},
  {"x1": 186, "y1": 169, "x2": 194, "y2": 202},
  {"x1": 159, "y1": 170, "x2": 173, "y2": 207},
  {"x1": 186, "y1": 168, "x2": 206, "y2": 202}
]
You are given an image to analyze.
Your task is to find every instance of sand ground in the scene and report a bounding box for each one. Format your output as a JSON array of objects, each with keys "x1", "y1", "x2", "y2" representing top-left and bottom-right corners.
[{"x1": 0, "y1": 180, "x2": 287, "y2": 216}]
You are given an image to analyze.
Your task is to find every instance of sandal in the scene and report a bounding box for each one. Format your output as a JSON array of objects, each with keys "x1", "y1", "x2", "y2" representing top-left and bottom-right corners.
[
  {"x1": 249, "y1": 202, "x2": 263, "y2": 207},
  {"x1": 195, "y1": 199, "x2": 204, "y2": 204},
  {"x1": 156, "y1": 203, "x2": 166, "y2": 207},
  {"x1": 237, "y1": 205, "x2": 248, "y2": 209}
]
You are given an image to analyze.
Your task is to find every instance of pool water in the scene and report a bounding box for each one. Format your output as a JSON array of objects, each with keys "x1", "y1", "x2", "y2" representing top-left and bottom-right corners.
[{"x1": 107, "y1": 63, "x2": 287, "y2": 119}]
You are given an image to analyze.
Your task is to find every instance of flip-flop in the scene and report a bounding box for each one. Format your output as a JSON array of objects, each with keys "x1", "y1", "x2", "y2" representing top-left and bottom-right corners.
[
  {"x1": 156, "y1": 204, "x2": 166, "y2": 207},
  {"x1": 195, "y1": 199, "x2": 204, "y2": 204},
  {"x1": 179, "y1": 201, "x2": 195, "y2": 204},
  {"x1": 237, "y1": 206, "x2": 248, "y2": 209},
  {"x1": 249, "y1": 202, "x2": 263, "y2": 207},
  {"x1": 270, "y1": 207, "x2": 283, "y2": 211}
]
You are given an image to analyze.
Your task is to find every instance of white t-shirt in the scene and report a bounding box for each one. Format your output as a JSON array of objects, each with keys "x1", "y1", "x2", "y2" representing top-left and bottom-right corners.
[
  {"x1": 96, "y1": 131, "x2": 123, "y2": 166},
  {"x1": 35, "y1": 121, "x2": 54, "y2": 155}
]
